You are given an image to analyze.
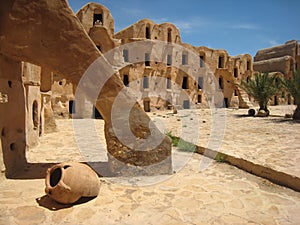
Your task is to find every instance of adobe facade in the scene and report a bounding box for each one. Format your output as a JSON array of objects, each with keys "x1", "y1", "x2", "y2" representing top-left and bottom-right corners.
[
  {"x1": 253, "y1": 40, "x2": 300, "y2": 105},
  {"x1": 76, "y1": 3, "x2": 253, "y2": 112}
]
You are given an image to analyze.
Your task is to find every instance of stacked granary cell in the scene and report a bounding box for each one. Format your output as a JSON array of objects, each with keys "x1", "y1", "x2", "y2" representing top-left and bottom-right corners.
[{"x1": 253, "y1": 40, "x2": 300, "y2": 105}]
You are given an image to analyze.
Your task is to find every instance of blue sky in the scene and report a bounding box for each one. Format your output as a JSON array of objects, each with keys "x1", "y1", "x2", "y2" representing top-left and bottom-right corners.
[{"x1": 68, "y1": 0, "x2": 300, "y2": 57}]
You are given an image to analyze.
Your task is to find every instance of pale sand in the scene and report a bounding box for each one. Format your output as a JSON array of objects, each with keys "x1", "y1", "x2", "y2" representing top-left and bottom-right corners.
[{"x1": 0, "y1": 105, "x2": 300, "y2": 224}]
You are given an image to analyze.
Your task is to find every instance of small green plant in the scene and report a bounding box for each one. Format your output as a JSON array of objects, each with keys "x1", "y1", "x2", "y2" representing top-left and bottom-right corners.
[
  {"x1": 165, "y1": 130, "x2": 179, "y2": 146},
  {"x1": 165, "y1": 131, "x2": 196, "y2": 152},
  {"x1": 281, "y1": 70, "x2": 300, "y2": 120},
  {"x1": 215, "y1": 152, "x2": 226, "y2": 163}
]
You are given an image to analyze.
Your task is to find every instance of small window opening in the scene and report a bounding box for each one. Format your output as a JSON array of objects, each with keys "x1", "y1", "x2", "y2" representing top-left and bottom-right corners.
[
  {"x1": 182, "y1": 76, "x2": 188, "y2": 89},
  {"x1": 234, "y1": 90, "x2": 238, "y2": 96},
  {"x1": 182, "y1": 53, "x2": 188, "y2": 65}
]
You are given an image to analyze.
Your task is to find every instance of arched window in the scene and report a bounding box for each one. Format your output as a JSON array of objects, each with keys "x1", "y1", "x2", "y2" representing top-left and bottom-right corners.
[{"x1": 93, "y1": 11, "x2": 103, "y2": 25}]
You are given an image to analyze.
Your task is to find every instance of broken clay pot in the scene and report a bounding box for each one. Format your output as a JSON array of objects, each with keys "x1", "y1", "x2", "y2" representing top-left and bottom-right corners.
[{"x1": 45, "y1": 162, "x2": 100, "y2": 204}]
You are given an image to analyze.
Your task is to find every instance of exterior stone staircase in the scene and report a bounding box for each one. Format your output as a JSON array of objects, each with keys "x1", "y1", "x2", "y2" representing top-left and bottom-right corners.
[{"x1": 237, "y1": 86, "x2": 253, "y2": 108}]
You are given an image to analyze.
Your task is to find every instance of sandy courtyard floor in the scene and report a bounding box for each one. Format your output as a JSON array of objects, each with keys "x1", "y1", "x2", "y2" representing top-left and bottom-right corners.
[{"x1": 1, "y1": 105, "x2": 300, "y2": 224}]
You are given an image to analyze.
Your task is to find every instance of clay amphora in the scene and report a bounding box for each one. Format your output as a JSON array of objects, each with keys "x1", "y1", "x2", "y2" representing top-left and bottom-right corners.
[{"x1": 45, "y1": 162, "x2": 100, "y2": 204}]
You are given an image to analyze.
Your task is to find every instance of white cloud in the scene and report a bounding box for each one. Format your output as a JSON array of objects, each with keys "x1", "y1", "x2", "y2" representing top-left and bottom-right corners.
[
  {"x1": 268, "y1": 40, "x2": 279, "y2": 46},
  {"x1": 229, "y1": 23, "x2": 260, "y2": 30}
]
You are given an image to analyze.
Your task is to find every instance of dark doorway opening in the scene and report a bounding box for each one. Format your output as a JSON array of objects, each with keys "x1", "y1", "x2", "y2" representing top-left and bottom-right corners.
[
  {"x1": 200, "y1": 55, "x2": 205, "y2": 67},
  {"x1": 143, "y1": 99, "x2": 150, "y2": 112},
  {"x1": 143, "y1": 76, "x2": 149, "y2": 89},
  {"x1": 218, "y1": 56, "x2": 224, "y2": 68},
  {"x1": 234, "y1": 68, "x2": 238, "y2": 78},
  {"x1": 145, "y1": 53, "x2": 150, "y2": 66},
  {"x1": 247, "y1": 60, "x2": 251, "y2": 70},
  {"x1": 274, "y1": 96, "x2": 278, "y2": 105},
  {"x1": 182, "y1": 76, "x2": 188, "y2": 89},
  {"x1": 167, "y1": 54, "x2": 172, "y2": 66},
  {"x1": 224, "y1": 98, "x2": 229, "y2": 108},
  {"x1": 198, "y1": 77, "x2": 203, "y2": 89},
  {"x1": 197, "y1": 94, "x2": 202, "y2": 103},
  {"x1": 69, "y1": 100, "x2": 75, "y2": 114},
  {"x1": 219, "y1": 77, "x2": 224, "y2": 89},
  {"x1": 32, "y1": 101, "x2": 38, "y2": 130},
  {"x1": 123, "y1": 74, "x2": 129, "y2": 87},
  {"x1": 146, "y1": 26, "x2": 150, "y2": 39},
  {"x1": 93, "y1": 106, "x2": 102, "y2": 119},
  {"x1": 167, "y1": 28, "x2": 172, "y2": 43}
]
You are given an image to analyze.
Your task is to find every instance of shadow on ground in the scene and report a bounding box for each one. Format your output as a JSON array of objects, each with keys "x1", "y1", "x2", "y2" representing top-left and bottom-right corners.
[{"x1": 36, "y1": 195, "x2": 96, "y2": 211}]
